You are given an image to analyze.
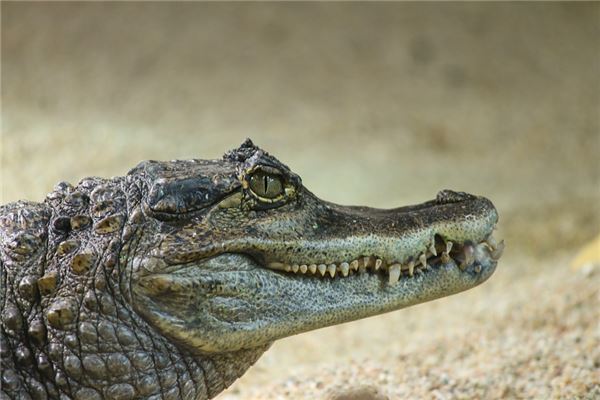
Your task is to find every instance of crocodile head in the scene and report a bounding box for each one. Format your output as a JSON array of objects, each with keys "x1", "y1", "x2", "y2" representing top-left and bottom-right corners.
[{"x1": 126, "y1": 139, "x2": 503, "y2": 355}]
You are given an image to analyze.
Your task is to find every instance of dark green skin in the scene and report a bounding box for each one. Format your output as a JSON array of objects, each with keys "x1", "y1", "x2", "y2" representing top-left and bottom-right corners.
[{"x1": 0, "y1": 140, "x2": 500, "y2": 399}]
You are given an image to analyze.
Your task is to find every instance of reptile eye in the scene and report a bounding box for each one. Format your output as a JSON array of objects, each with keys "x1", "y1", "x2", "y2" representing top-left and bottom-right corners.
[{"x1": 248, "y1": 171, "x2": 284, "y2": 200}]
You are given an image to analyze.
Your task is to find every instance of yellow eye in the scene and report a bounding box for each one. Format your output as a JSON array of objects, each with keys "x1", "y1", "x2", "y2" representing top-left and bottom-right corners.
[{"x1": 248, "y1": 171, "x2": 284, "y2": 199}]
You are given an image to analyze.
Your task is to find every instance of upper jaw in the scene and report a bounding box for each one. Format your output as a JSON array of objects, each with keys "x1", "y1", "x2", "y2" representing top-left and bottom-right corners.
[
  {"x1": 141, "y1": 190, "x2": 503, "y2": 286},
  {"x1": 254, "y1": 190, "x2": 503, "y2": 285}
]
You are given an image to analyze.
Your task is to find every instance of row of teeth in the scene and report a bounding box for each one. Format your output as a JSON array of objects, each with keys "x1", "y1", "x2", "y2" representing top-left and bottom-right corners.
[{"x1": 267, "y1": 235, "x2": 504, "y2": 285}]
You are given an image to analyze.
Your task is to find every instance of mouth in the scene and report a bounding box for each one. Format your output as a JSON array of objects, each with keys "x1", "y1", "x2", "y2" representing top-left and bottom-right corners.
[
  {"x1": 201, "y1": 190, "x2": 504, "y2": 286},
  {"x1": 262, "y1": 233, "x2": 504, "y2": 285},
  {"x1": 131, "y1": 191, "x2": 503, "y2": 354}
]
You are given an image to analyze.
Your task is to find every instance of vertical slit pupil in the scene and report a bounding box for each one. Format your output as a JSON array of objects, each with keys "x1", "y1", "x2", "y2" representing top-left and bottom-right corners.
[{"x1": 249, "y1": 170, "x2": 283, "y2": 198}]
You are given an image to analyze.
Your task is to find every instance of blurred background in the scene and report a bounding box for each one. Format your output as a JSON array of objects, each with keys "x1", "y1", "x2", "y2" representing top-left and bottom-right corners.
[{"x1": 2, "y1": 3, "x2": 599, "y2": 399}]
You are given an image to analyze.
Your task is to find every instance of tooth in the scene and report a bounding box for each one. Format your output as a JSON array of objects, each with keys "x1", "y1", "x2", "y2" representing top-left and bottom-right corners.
[
  {"x1": 318, "y1": 264, "x2": 327, "y2": 276},
  {"x1": 268, "y1": 262, "x2": 286, "y2": 270},
  {"x1": 388, "y1": 264, "x2": 401, "y2": 285},
  {"x1": 475, "y1": 242, "x2": 490, "y2": 260},
  {"x1": 285, "y1": 264, "x2": 292, "y2": 272},
  {"x1": 350, "y1": 260, "x2": 359, "y2": 271},
  {"x1": 300, "y1": 264, "x2": 308, "y2": 274},
  {"x1": 446, "y1": 241, "x2": 453, "y2": 253},
  {"x1": 429, "y1": 243, "x2": 437, "y2": 256},
  {"x1": 309, "y1": 264, "x2": 317, "y2": 274},
  {"x1": 474, "y1": 264, "x2": 482, "y2": 273},
  {"x1": 327, "y1": 264, "x2": 336, "y2": 278},
  {"x1": 363, "y1": 256, "x2": 372, "y2": 268},
  {"x1": 487, "y1": 235, "x2": 498, "y2": 250},
  {"x1": 441, "y1": 252, "x2": 450, "y2": 263},
  {"x1": 491, "y1": 240, "x2": 505, "y2": 260},
  {"x1": 292, "y1": 264, "x2": 299, "y2": 273},
  {"x1": 407, "y1": 260, "x2": 415, "y2": 276},
  {"x1": 340, "y1": 262, "x2": 350, "y2": 277},
  {"x1": 374, "y1": 259, "x2": 383, "y2": 271},
  {"x1": 419, "y1": 253, "x2": 427, "y2": 268},
  {"x1": 464, "y1": 245, "x2": 475, "y2": 265}
]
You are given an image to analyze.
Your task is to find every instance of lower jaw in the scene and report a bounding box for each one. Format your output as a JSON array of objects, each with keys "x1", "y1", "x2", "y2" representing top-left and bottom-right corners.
[
  {"x1": 132, "y1": 252, "x2": 498, "y2": 352},
  {"x1": 258, "y1": 256, "x2": 499, "y2": 340}
]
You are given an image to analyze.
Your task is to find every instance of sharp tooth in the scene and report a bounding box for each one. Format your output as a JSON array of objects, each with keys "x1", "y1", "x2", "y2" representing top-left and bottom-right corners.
[
  {"x1": 487, "y1": 235, "x2": 498, "y2": 250},
  {"x1": 309, "y1": 264, "x2": 317, "y2": 274},
  {"x1": 446, "y1": 241, "x2": 453, "y2": 254},
  {"x1": 318, "y1": 264, "x2": 327, "y2": 276},
  {"x1": 300, "y1": 264, "x2": 308, "y2": 274},
  {"x1": 419, "y1": 253, "x2": 427, "y2": 268},
  {"x1": 388, "y1": 264, "x2": 401, "y2": 285},
  {"x1": 363, "y1": 256, "x2": 372, "y2": 268},
  {"x1": 374, "y1": 259, "x2": 383, "y2": 271},
  {"x1": 327, "y1": 264, "x2": 336, "y2": 278},
  {"x1": 475, "y1": 242, "x2": 490, "y2": 260},
  {"x1": 429, "y1": 243, "x2": 437, "y2": 256},
  {"x1": 292, "y1": 264, "x2": 299, "y2": 273},
  {"x1": 464, "y1": 245, "x2": 475, "y2": 265},
  {"x1": 407, "y1": 260, "x2": 415, "y2": 276},
  {"x1": 491, "y1": 240, "x2": 505, "y2": 260},
  {"x1": 350, "y1": 260, "x2": 359, "y2": 270},
  {"x1": 340, "y1": 262, "x2": 350, "y2": 277},
  {"x1": 285, "y1": 264, "x2": 292, "y2": 272}
]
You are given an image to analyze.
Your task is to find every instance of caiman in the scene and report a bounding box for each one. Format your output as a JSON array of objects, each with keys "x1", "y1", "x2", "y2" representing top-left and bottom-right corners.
[{"x1": 0, "y1": 139, "x2": 503, "y2": 399}]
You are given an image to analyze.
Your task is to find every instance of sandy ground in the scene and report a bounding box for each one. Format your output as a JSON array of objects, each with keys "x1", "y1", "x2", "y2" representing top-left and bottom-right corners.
[{"x1": 2, "y1": 3, "x2": 599, "y2": 399}]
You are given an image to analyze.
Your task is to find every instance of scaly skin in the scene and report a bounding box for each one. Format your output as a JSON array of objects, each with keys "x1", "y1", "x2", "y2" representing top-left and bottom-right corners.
[{"x1": 0, "y1": 139, "x2": 503, "y2": 399}]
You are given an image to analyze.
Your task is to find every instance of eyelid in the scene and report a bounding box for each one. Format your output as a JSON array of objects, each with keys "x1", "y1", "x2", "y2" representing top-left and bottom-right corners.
[
  {"x1": 243, "y1": 165, "x2": 285, "y2": 189},
  {"x1": 249, "y1": 165, "x2": 283, "y2": 176}
]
